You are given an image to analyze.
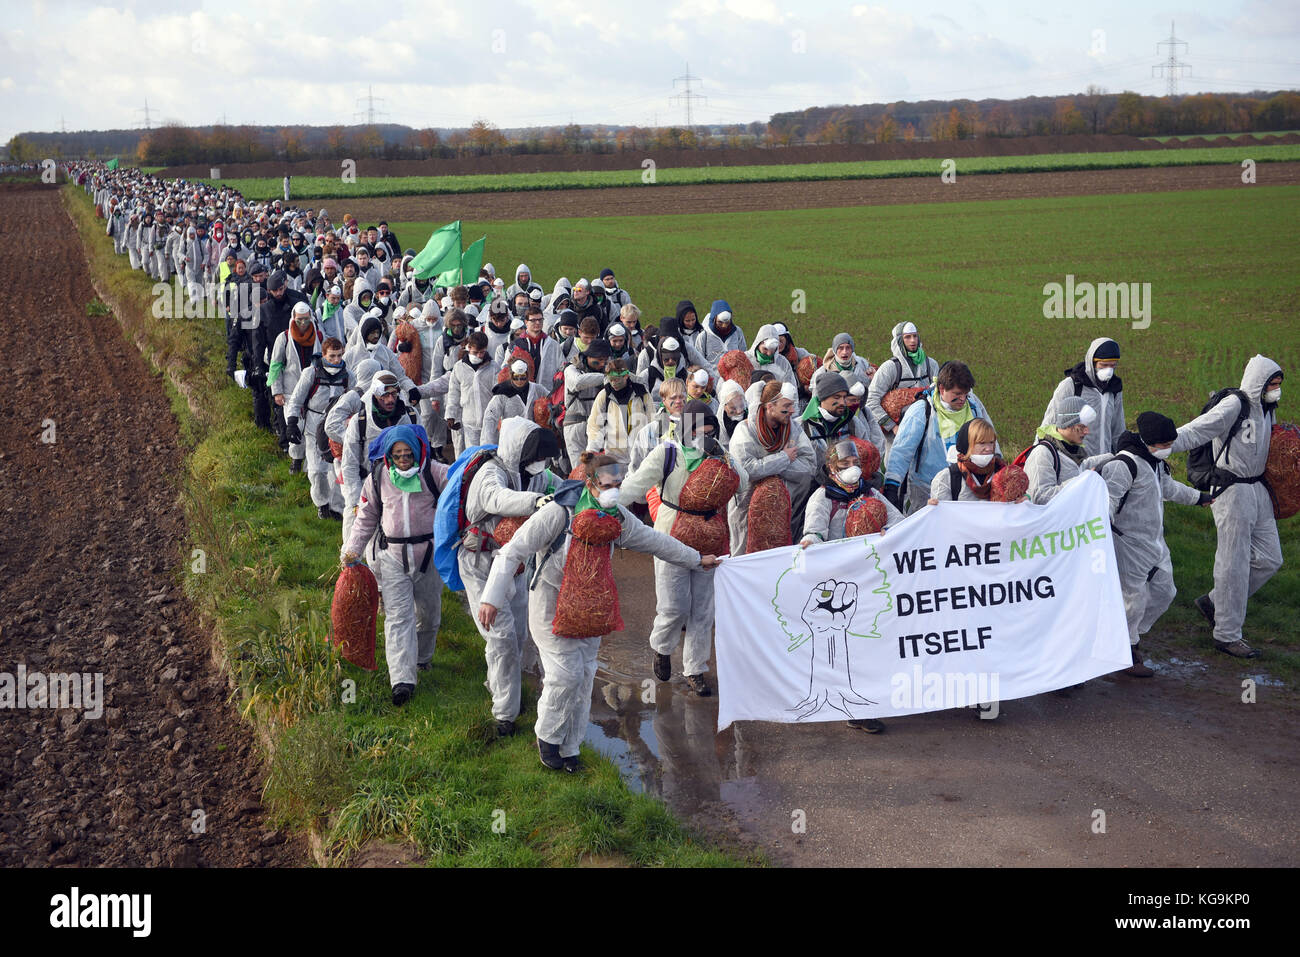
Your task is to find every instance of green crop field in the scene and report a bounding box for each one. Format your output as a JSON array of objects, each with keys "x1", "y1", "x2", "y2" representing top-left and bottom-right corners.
[
  {"x1": 1143, "y1": 132, "x2": 1300, "y2": 142},
  {"x1": 397, "y1": 183, "x2": 1300, "y2": 677},
  {"x1": 206, "y1": 144, "x2": 1300, "y2": 199}
]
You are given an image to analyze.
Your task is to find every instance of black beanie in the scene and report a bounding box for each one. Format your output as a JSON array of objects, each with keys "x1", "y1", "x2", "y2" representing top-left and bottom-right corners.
[
  {"x1": 1136, "y1": 411, "x2": 1177, "y2": 445},
  {"x1": 1093, "y1": 339, "x2": 1121, "y2": 361},
  {"x1": 955, "y1": 420, "x2": 973, "y2": 455}
]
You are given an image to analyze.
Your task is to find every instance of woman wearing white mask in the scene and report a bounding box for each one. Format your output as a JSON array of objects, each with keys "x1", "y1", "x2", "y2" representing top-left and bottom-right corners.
[
  {"x1": 478, "y1": 454, "x2": 719, "y2": 772},
  {"x1": 927, "y1": 419, "x2": 1024, "y2": 503},
  {"x1": 1039, "y1": 338, "x2": 1125, "y2": 456}
]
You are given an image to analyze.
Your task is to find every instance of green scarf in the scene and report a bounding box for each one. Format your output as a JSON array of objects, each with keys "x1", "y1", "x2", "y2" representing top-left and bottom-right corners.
[
  {"x1": 681, "y1": 444, "x2": 706, "y2": 472},
  {"x1": 906, "y1": 346, "x2": 927, "y2": 368},
  {"x1": 389, "y1": 464, "x2": 422, "y2": 493},
  {"x1": 577, "y1": 485, "x2": 619, "y2": 516},
  {"x1": 932, "y1": 390, "x2": 972, "y2": 440},
  {"x1": 754, "y1": 348, "x2": 774, "y2": 366},
  {"x1": 835, "y1": 357, "x2": 854, "y2": 371}
]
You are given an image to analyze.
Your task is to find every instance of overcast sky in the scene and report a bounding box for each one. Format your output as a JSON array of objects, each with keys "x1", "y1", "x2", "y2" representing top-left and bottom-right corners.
[{"x1": 3, "y1": 0, "x2": 1297, "y2": 142}]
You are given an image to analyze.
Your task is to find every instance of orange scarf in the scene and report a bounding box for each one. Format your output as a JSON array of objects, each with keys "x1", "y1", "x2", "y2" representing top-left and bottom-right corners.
[
  {"x1": 290, "y1": 321, "x2": 316, "y2": 347},
  {"x1": 756, "y1": 406, "x2": 791, "y2": 453}
]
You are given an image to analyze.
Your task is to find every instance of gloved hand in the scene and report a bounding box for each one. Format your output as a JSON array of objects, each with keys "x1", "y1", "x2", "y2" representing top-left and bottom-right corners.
[
  {"x1": 534, "y1": 493, "x2": 555, "y2": 511},
  {"x1": 882, "y1": 481, "x2": 902, "y2": 510},
  {"x1": 397, "y1": 340, "x2": 414, "y2": 353},
  {"x1": 286, "y1": 417, "x2": 303, "y2": 444},
  {"x1": 446, "y1": 418, "x2": 460, "y2": 431},
  {"x1": 408, "y1": 388, "x2": 421, "y2": 405},
  {"x1": 1197, "y1": 492, "x2": 1214, "y2": 507}
]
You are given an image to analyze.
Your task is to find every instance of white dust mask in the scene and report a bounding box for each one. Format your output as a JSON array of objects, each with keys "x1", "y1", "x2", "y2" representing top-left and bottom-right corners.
[
  {"x1": 969, "y1": 453, "x2": 994, "y2": 468},
  {"x1": 837, "y1": 466, "x2": 862, "y2": 485},
  {"x1": 597, "y1": 488, "x2": 620, "y2": 509},
  {"x1": 1265, "y1": 388, "x2": 1281, "y2": 404},
  {"x1": 1096, "y1": 367, "x2": 1115, "y2": 382},
  {"x1": 1151, "y1": 448, "x2": 1173, "y2": 460}
]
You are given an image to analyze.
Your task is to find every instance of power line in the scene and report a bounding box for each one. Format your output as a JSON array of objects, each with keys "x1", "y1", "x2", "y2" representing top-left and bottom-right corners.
[
  {"x1": 1154, "y1": 20, "x2": 1192, "y2": 96},
  {"x1": 353, "y1": 85, "x2": 389, "y2": 126},
  {"x1": 135, "y1": 98, "x2": 152, "y2": 130},
  {"x1": 670, "y1": 63, "x2": 708, "y2": 131}
]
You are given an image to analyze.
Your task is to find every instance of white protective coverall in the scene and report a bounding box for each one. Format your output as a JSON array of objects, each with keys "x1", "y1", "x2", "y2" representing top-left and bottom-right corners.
[
  {"x1": 1040, "y1": 337, "x2": 1127, "y2": 457},
  {"x1": 726, "y1": 395, "x2": 817, "y2": 554},
  {"x1": 286, "y1": 356, "x2": 355, "y2": 511},
  {"x1": 1169, "y1": 355, "x2": 1285, "y2": 646},
  {"x1": 481, "y1": 489, "x2": 702, "y2": 759}
]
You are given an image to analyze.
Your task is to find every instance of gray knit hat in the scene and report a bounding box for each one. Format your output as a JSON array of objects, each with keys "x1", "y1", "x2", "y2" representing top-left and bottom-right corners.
[
  {"x1": 832, "y1": 332, "x2": 855, "y2": 351},
  {"x1": 815, "y1": 371, "x2": 850, "y2": 400},
  {"x1": 1054, "y1": 396, "x2": 1098, "y2": 428}
]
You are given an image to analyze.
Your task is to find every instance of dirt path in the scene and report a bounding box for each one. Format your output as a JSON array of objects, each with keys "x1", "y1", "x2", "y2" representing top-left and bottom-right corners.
[
  {"x1": 0, "y1": 183, "x2": 307, "y2": 866},
  {"x1": 588, "y1": 549, "x2": 1300, "y2": 866},
  {"x1": 347, "y1": 162, "x2": 1300, "y2": 224}
]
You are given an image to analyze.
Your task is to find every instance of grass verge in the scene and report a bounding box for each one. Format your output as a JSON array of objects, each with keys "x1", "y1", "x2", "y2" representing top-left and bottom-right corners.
[
  {"x1": 205, "y1": 144, "x2": 1300, "y2": 199},
  {"x1": 62, "y1": 184, "x2": 752, "y2": 867}
]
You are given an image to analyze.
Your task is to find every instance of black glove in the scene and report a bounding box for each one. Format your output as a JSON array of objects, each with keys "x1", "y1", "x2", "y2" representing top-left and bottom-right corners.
[
  {"x1": 286, "y1": 417, "x2": 302, "y2": 444},
  {"x1": 397, "y1": 340, "x2": 414, "y2": 353},
  {"x1": 1197, "y1": 492, "x2": 1213, "y2": 507},
  {"x1": 700, "y1": 436, "x2": 725, "y2": 459},
  {"x1": 408, "y1": 388, "x2": 421, "y2": 405},
  {"x1": 882, "y1": 482, "x2": 902, "y2": 509},
  {"x1": 446, "y1": 419, "x2": 460, "y2": 431}
]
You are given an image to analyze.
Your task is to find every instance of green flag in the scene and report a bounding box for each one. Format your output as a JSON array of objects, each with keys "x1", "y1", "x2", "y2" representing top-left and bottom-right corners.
[
  {"x1": 410, "y1": 220, "x2": 461, "y2": 280},
  {"x1": 437, "y1": 236, "x2": 486, "y2": 288},
  {"x1": 106, "y1": 157, "x2": 119, "y2": 170}
]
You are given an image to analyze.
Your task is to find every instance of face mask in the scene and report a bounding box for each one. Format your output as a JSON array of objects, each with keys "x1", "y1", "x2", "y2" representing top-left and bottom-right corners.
[
  {"x1": 1265, "y1": 388, "x2": 1281, "y2": 404},
  {"x1": 597, "y1": 488, "x2": 620, "y2": 509},
  {"x1": 1151, "y1": 448, "x2": 1172, "y2": 460},
  {"x1": 969, "y1": 453, "x2": 994, "y2": 468},
  {"x1": 819, "y1": 406, "x2": 839, "y2": 421},
  {"x1": 837, "y1": 466, "x2": 862, "y2": 485},
  {"x1": 525, "y1": 461, "x2": 547, "y2": 475},
  {"x1": 1096, "y1": 367, "x2": 1115, "y2": 382},
  {"x1": 323, "y1": 362, "x2": 342, "y2": 373},
  {"x1": 365, "y1": 341, "x2": 379, "y2": 351},
  {"x1": 394, "y1": 465, "x2": 419, "y2": 478},
  {"x1": 376, "y1": 295, "x2": 390, "y2": 305},
  {"x1": 468, "y1": 353, "x2": 484, "y2": 365}
]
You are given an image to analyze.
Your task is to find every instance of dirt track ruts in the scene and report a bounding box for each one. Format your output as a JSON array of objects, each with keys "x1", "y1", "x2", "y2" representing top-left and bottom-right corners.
[
  {"x1": 337, "y1": 161, "x2": 1300, "y2": 224},
  {"x1": 0, "y1": 183, "x2": 307, "y2": 867}
]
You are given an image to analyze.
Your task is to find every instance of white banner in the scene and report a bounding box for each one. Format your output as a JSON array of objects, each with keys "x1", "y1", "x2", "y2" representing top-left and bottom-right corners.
[{"x1": 714, "y1": 472, "x2": 1130, "y2": 729}]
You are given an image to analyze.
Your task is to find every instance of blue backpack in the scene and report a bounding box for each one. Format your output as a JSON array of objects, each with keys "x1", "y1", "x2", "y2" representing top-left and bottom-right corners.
[{"x1": 433, "y1": 444, "x2": 499, "y2": 591}]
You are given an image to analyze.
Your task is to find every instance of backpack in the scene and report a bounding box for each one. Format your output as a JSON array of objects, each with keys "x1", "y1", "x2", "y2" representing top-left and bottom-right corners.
[
  {"x1": 546, "y1": 367, "x2": 567, "y2": 429},
  {"x1": 1098, "y1": 453, "x2": 1140, "y2": 523},
  {"x1": 432, "y1": 444, "x2": 500, "y2": 591},
  {"x1": 1185, "y1": 388, "x2": 1252, "y2": 493},
  {"x1": 1012, "y1": 439, "x2": 1061, "y2": 484},
  {"x1": 364, "y1": 429, "x2": 439, "y2": 572}
]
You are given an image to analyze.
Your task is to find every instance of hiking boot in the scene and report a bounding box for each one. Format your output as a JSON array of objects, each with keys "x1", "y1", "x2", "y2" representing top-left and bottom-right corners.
[
  {"x1": 290, "y1": 458, "x2": 304, "y2": 474},
  {"x1": 653, "y1": 652, "x2": 672, "y2": 682},
  {"x1": 847, "y1": 718, "x2": 885, "y2": 733},
  {"x1": 1194, "y1": 594, "x2": 1216, "y2": 628},
  {"x1": 537, "y1": 738, "x2": 563, "y2": 770},
  {"x1": 327, "y1": 508, "x2": 344, "y2": 521},
  {"x1": 417, "y1": 661, "x2": 431, "y2": 672},
  {"x1": 1122, "y1": 644, "x2": 1155, "y2": 678},
  {"x1": 318, "y1": 505, "x2": 333, "y2": 520},
  {"x1": 496, "y1": 719, "x2": 516, "y2": 738},
  {"x1": 391, "y1": 683, "x2": 415, "y2": 706},
  {"x1": 684, "y1": 674, "x2": 711, "y2": 697},
  {"x1": 1215, "y1": 639, "x2": 1259, "y2": 659},
  {"x1": 562, "y1": 754, "x2": 581, "y2": 774}
]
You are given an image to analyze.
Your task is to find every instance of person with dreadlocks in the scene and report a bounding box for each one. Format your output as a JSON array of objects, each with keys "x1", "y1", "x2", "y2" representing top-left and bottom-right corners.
[
  {"x1": 621, "y1": 401, "x2": 746, "y2": 697},
  {"x1": 460, "y1": 419, "x2": 561, "y2": 735},
  {"x1": 477, "y1": 454, "x2": 720, "y2": 772},
  {"x1": 341, "y1": 423, "x2": 452, "y2": 706},
  {"x1": 727, "y1": 380, "x2": 816, "y2": 554}
]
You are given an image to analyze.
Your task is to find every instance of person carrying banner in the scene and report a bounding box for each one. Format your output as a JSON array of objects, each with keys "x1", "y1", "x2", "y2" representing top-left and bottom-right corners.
[
  {"x1": 477, "y1": 455, "x2": 720, "y2": 772},
  {"x1": 1101, "y1": 412, "x2": 1211, "y2": 675},
  {"x1": 1168, "y1": 355, "x2": 1284, "y2": 659},
  {"x1": 620, "y1": 401, "x2": 747, "y2": 697},
  {"x1": 1024, "y1": 396, "x2": 1110, "y2": 505},
  {"x1": 927, "y1": 419, "x2": 1023, "y2": 503}
]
